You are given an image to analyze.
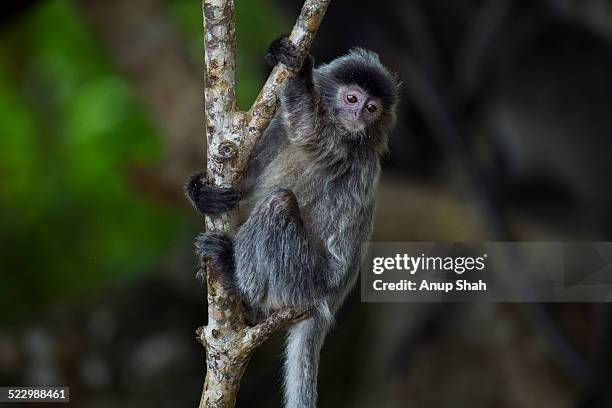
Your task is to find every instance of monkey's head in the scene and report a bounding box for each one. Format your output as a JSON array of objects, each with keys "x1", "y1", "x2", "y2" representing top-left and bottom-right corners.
[{"x1": 317, "y1": 48, "x2": 399, "y2": 137}]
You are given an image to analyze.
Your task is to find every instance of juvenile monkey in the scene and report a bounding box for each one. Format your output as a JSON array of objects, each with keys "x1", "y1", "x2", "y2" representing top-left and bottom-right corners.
[{"x1": 186, "y1": 37, "x2": 399, "y2": 408}]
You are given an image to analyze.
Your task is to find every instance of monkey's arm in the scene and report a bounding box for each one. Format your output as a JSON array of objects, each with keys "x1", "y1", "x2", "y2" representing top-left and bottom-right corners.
[
  {"x1": 266, "y1": 37, "x2": 319, "y2": 143},
  {"x1": 281, "y1": 56, "x2": 319, "y2": 144}
]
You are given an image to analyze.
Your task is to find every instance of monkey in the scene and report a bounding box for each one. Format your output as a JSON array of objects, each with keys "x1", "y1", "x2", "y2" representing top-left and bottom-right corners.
[{"x1": 186, "y1": 36, "x2": 399, "y2": 408}]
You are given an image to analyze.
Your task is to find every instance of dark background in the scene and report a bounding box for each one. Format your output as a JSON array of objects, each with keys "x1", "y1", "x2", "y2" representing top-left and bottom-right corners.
[{"x1": 1, "y1": 0, "x2": 611, "y2": 406}]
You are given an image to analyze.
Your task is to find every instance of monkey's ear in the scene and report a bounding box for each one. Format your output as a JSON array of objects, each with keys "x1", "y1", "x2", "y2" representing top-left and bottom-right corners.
[{"x1": 266, "y1": 35, "x2": 301, "y2": 69}]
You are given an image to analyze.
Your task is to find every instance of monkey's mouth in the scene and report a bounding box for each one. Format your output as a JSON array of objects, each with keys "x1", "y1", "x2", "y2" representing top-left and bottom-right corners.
[{"x1": 338, "y1": 117, "x2": 365, "y2": 133}]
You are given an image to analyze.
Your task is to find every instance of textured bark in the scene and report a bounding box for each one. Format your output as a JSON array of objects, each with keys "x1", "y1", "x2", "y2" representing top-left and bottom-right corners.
[{"x1": 199, "y1": 1, "x2": 331, "y2": 407}]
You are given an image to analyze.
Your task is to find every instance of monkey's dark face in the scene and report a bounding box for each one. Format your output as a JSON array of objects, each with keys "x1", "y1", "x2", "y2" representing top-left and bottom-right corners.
[
  {"x1": 334, "y1": 85, "x2": 382, "y2": 133},
  {"x1": 315, "y1": 48, "x2": 399, "y2": 141}
]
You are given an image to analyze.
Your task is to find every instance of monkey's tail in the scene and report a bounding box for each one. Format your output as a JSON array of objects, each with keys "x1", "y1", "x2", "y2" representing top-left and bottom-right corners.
[{"x1": 283, "y1": 315, "x2": 330, "y2": 408}]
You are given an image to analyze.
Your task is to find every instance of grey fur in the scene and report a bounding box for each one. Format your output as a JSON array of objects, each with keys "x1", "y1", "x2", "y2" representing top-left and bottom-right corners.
[{"x1": 234, "y1": 48, "x2": 399, "y2": 408}]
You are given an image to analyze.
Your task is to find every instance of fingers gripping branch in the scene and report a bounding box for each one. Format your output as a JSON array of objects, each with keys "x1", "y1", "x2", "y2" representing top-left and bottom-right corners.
[{"x1": 266, "y1": 36, "x2": 301, "y2": 69}]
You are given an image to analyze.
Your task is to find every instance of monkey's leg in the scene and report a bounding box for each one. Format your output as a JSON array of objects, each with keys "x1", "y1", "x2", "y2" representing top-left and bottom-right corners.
[
  {"x1": 234, "y1": 188, "x2": 328, "y2": 310},
  {"x1": 185, "y1": 172, "x2": 241, "y2": 215}
]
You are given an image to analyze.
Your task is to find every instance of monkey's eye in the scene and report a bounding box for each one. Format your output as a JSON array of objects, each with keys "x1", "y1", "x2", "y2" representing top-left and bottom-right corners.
[
  {"x1": 346, "y1": 94, "x2": 358, "y2": 104},
  {"x1": 366, "y1": 103, "x2": 378, "y2": 113}
]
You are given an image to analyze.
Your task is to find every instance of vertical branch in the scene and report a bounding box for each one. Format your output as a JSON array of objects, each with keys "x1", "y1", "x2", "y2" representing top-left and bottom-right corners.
[
  {"x1": 201, "y1": 2, "x2": 245, "y2": 406},
  {"x1": 198, "y1": 1, "x2": 330, "y2": 407}
]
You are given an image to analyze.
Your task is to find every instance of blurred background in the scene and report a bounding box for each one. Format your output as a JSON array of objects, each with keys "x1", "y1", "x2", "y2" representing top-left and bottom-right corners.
[{"x1": 1, "y1": 0, "x2": 612, "y2": 406}]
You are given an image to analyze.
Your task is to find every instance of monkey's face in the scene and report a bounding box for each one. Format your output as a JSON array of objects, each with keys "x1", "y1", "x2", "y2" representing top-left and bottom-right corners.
[{"x1": 334, "y1": 85, "x2": 382, "y2": 133}]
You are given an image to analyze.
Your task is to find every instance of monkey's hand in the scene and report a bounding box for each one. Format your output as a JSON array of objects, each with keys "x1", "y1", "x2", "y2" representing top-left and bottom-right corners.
[
  {"x1": 195, "y1": 232, "x2": 235, "y2": 289},
  {"x1": 266, "y1": 35, "x2": 301, "y2": 69},
  {"x1": 185, "y1": 172, "x2": 241, "y2": 215}
]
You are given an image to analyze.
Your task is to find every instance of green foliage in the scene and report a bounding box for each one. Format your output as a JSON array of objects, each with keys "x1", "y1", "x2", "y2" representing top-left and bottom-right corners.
[
  {"x1": 0, "y1": 0, "x2": 288, "y2": 324},
  {"x1": 0, "y1": 1, "x2": 186, "y2": 323}
]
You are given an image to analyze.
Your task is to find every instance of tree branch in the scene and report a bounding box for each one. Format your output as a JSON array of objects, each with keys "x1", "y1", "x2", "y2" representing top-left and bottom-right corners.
[
  {"x1": 198, "y1": 1, "x2": 330, "y2": 407},
  {"x1": 242, "y1": 308, "x2": 311, "y2": 353}
]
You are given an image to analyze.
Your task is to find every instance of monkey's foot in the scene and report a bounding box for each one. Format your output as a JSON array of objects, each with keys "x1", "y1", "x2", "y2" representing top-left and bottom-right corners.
[
  {"x1": 185, "y1": 172, "x2": 241, "y2": 215},
  {"x1": 266, "y1": 35, "x2": 300, "y2": 69},
  {"x1": 195, "y1": 232, "x2": 235, "y2": 288}
]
